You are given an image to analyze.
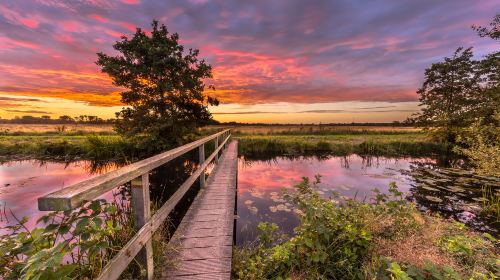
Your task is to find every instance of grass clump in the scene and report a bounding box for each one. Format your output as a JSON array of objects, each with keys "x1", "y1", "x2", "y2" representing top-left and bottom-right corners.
[{"x1": 233, "y1": 177, "x2": 498, "y2": 280}]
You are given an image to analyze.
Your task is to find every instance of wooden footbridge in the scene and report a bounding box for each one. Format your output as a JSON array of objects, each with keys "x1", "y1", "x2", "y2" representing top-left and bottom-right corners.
[{"x1": 38, "y1": 130, "x2": 237, "y2": 280}]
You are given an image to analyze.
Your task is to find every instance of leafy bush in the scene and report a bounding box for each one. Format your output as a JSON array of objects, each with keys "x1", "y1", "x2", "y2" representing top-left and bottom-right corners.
[
  {"x1": 0, "y1": 190, "x2": 134, "y2": 280},
  {"x1": 233, "y1": 177, "x2": 498, "y2": 280}
]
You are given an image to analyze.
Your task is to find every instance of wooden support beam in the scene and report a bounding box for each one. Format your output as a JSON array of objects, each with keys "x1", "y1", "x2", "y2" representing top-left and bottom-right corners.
[
  {"x1": 199, "y1": 143, "x2": 205, "y2": 187},
  {"x1": 215, "y1": 136, "x2": 219, "y2": 163},
  {"x1": 131, "y1": 174, "x2": 154, "y2": 280}
]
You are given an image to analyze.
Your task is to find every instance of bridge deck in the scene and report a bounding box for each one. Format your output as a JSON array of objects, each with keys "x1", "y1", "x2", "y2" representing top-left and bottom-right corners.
[{"x1": 161, "y1": 140, "x2": 238, "y2": 280}]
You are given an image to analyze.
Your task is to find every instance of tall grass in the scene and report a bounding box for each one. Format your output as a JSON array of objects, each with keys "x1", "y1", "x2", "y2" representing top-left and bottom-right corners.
[
  {"x1": 237, "y1": 135, "x2": 450, "y2": 157},
  {"x1": 0, "y1": 135, "x2": 135, "y2": 161}
]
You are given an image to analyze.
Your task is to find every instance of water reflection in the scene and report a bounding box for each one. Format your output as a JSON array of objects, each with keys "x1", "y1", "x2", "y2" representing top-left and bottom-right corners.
[
  {"x1": 0, "y1": 149, "x2": 214, "y2": 234},
  {"x1": 0, "y1": 160, "x2": 121, "y2": 230},
  {"x1": 236, "y1": 155, "x2": 498, "y2": 245}
]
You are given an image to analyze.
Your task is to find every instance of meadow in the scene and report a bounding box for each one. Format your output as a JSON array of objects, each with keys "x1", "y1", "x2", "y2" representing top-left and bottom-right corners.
[
  {"x1": 0, "y1": 124, "x2": 450, "y2": 161},
  {"x1": 0, "y1": 124, "x2": 115, "y2": 135}
]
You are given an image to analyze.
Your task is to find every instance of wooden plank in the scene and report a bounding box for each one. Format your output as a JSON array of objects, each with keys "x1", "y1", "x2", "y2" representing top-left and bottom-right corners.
[
  {"x1": 95, "y1": 135, "x2": 231, "y2": 280},
  {"x1": 162, "y1": 141, "x2": 237, "y2": 280},
  {"x1": 38, "y1": 129, "x2": 230, "y2": 211},
  {"x1": 162, "y1": 258, "x2": 231, "y2": 277},
  {"x1": 179, "y1": 236, "x2": 233, "y2": 249},
  {"x1": 166, "y1": 273, "x2": 231, "y2": 280}
]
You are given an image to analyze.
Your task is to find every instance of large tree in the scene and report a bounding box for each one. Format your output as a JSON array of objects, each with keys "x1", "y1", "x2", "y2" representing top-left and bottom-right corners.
[
  {"x1": 412, "y1": 14, "x2": 500, "y2": 143},
  {"x1": 97, "y1": 20, "x2": 218, "y2": 152},
  {"x1": 412, "y1": 47, "x2": 481, "y2": 142}
]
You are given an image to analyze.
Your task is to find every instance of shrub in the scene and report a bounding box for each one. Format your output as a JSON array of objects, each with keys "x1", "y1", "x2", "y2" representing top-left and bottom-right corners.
[
  {"x1": 233, "y1": 177, "x2": 498, "y2": 280},
  {"x1": 0, "y1": 190, "x2": 134, "y2": 279}
]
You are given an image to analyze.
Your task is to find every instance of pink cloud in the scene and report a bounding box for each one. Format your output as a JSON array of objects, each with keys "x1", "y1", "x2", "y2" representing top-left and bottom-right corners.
[
  {"x1": 89, "y1": 14, "x2": 107, "y2": 23},
  {"x1": 116, "y1": 21, "x2": 136, "y2": 32},
  {"x1": 19, "y1": 18, "x2": 39, "y2": 28},
  {"x1": 53, "y1": 34, "x2": 75, "y2": 44},
  {"x1": 121, "y1": 0, "x2": 140, "y2": 4},
  {"x1": 0, "y1": 37, "x2": 40, "y2": 50}
]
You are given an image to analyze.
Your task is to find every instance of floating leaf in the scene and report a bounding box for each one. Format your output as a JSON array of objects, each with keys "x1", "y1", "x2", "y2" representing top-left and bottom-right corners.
[
  {"x1": 421, "y1": 185, "x2": 440, "y2": 192},
  {"x1": 425, "y1": 195, "x2": 443, "y2": 203},
  {"x1": 244, "y1": 200, "x2": 253, "y2": 205},
  {"x1": 446, "y1": 186, "x2": 465, "y2": 193}
]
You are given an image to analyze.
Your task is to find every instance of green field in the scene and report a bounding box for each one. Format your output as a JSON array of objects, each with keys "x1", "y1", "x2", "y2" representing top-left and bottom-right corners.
[{"x1": 0, "y1": 125, "x2": 451, "y2": 161}]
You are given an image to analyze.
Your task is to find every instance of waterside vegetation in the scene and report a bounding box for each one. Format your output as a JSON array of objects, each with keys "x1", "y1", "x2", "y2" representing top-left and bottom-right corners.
[{"x1": 232, "y1": 177, "x2": 499, "y2": 280}]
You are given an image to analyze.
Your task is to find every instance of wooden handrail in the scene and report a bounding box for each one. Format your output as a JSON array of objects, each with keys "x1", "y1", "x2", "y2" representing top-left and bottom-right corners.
[
  {"x1": 38, "y1": 129, "x2": 231, "y2": 211},
  {"x1": 96, "y1": 132, "x2": 231, "y2": 280},
  {"x1": 36, "y1": 129, "x2": 232, "y2": 280}
]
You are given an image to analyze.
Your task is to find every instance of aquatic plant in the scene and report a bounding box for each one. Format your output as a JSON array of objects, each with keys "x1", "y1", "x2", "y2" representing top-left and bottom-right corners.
[{"x1": 232, "y1": 177, "x2": 498, "y2": 280}]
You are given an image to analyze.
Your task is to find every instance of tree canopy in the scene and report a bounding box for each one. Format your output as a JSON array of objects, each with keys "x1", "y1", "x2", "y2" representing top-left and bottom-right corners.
[
  {"x1": 96, "y1": 20, "x2": 218, "y2": 152},
  {"x1": 411, "y1": 15, "x2": 499, "y2": 143}
]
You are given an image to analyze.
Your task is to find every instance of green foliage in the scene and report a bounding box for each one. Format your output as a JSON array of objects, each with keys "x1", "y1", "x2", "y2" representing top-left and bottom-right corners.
[
  {"x1": 0, "y1": 192, "x2": 134, "y2": 280},
  {"x1": 233, "y1": 177, "x2": 498, "y2": 280},
  {"x1": 237, "y1": 134, "x2": 448, "y2": 158},
  {"x1": 96, "y1": 20, "x2": 218, "y2": 152},
  {"x1": 455, "y1": 113, "x2": 500, "y2": 177},
  {"x1": 233, "y1": 178, "x2": 422, "y2": 279},
  {"x1": 479, "y1": 186, "x2": 500, "y2": 221},
  {"x1": 438, "y1": 222, "x2": 498, "y2": 275},
  {"x1": 473, "y1": 14, "x2": 500, "y2": 41},
  {"x1": 411, "y1": 47, "x2": 483, "y2": 142},
  {"x1": 412, "y1": 14, "x2": 499, "y2": 143},
  {"x1": 383, "y1": 260, "x2": 463, "y2": 280}
]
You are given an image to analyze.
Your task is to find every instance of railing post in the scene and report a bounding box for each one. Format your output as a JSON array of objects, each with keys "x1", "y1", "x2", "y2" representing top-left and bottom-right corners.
[
  {"x1": 215, "y1": 136, "x2": 219, "y2": 163},
  {"x1": 199, "y1": 143, "x2": 205, "y2": 187},
  {"x1": 131, "y1": 174, "x2": 153, "y2": 280}
]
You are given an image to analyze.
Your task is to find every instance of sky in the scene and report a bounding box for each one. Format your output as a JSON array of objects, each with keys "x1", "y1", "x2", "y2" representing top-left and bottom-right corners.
[{"x1": 0, "y1": 0, "x2": 498, "y2": 123}]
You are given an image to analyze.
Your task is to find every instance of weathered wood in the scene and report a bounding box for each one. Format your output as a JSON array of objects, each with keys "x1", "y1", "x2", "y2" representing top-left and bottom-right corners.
[
  {"x1": 215, "y1": 136, "x2": 219, "y2": 163},
  {"x1": 161, "y1": 141, "x2": 237, "y2": 280},
  {"x1": 131, "y1": 174, "x2": 153, "y2": 280},
  {"x1": 199, "y1": 143, "x2": 205, "y2": 187},
  {"x1": 38, "y1": 129, "x2": 230, "y2": 211},
  {"x1": 95, "y1": 134, "x2": 231, "y2": 280}
]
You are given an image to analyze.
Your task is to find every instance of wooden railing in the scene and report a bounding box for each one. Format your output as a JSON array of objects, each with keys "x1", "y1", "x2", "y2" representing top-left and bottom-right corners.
[{"x1": 37, "y1": 129, "x2": 232, "y2": 280}]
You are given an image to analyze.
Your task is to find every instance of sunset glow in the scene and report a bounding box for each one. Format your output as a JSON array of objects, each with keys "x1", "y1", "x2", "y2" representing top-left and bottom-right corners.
[{"x1": 0, "y1": 0, "x2": 497, "y2": 122}]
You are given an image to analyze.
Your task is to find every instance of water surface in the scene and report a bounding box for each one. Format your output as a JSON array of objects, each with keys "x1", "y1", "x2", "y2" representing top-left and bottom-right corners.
[
  {"x1": 236, "y1": 155, "x2": 499, "y2": 245},
  {"x1": 1, "y1": 154, "x2": 497, "y2": 244}
]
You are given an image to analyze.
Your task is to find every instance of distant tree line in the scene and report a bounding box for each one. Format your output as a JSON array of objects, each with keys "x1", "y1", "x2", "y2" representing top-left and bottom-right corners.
[
  {"x1": 0, "y1": 115, "x2": 115, "y2": 124},
  {"x1": 218, "y1": 121, "x2": 411, "y2": 126}
]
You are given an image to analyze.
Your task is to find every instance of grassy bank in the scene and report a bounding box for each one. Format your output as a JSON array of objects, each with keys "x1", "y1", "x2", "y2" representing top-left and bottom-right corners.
[
  {"x1": 236, "y1": 133, "x2": 451, "y2": 157},
  {"x1": 233, "y1": 178, "x2": 499, "y2": 279},
  {"x1": 0, "y1": 135, "x2": 136, "y2": 161},
  {"x1": 0, "y1": 126, "x2": 450, "y2": 160}
]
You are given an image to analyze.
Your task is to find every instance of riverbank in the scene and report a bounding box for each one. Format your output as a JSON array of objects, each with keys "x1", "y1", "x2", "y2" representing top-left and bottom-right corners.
[
  {"x1": 236, "y1": 133, "x2": 451, "y2": 157},
  {"x1": 0, "y1": 128, "x2": 452, "y2": 161},
  {"x1": 0, "y1": 135, "x2": 135, "y2": 161}
]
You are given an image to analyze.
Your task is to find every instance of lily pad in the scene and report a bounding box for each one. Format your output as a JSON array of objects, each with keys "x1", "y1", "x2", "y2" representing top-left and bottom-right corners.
[
  {"x1": 244, "y1": 200, "x2": 254, "y2": 205},
  {"x1": 425, "y1": 195, "x2": 443, "y2": 203},
  {"x1": 248, "y1": 206, "x2": 258, "y2": 214},
  {"x1": 421, "y1": 185, "x2": 440, "y2": 192},
  {"x1": 446, "y1": 186, "x2": 466, "y2": 193}
]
